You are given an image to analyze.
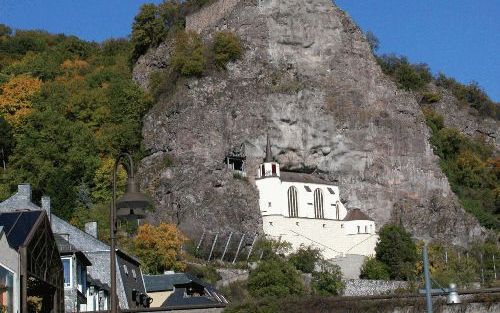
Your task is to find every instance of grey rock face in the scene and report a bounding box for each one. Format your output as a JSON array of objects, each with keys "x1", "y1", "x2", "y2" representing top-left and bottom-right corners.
[{"x1": 135, "y1": 0, "x2": 486, "y2": 244}]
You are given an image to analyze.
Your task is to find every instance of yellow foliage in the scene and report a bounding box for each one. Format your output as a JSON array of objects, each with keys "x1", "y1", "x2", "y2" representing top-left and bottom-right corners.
[
  {"x1": 134, "y1": 223, "x2": 187, "y2": 273},
  {"x1": 61, "y1": 59, "x2": 90, "y2": 70},
  {"x1": 0, "y1": 74, "x2": 42, "y2": 124},
  {"x1": 92, "y1": 157, "x2": 127, "y2": 203}
]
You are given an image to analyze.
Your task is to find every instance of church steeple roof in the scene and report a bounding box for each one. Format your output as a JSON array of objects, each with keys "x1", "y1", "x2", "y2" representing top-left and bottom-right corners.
[{"x1": 265, "y1": 133, "x2": 273, "y2": 162}]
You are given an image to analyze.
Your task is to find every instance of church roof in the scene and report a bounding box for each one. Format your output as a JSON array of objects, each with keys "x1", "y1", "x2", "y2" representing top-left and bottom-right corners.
[
  {"x1": 280, "y1": 171, "x2": 331, "y2": 185},
  {"x1": 343, "y1": 209, "x2": 373, "y2": 221}
]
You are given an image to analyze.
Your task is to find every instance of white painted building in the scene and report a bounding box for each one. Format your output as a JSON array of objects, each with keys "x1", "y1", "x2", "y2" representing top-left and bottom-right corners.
[{"x1": 255, "y1": 137, "x2": 378, "y2": 260}]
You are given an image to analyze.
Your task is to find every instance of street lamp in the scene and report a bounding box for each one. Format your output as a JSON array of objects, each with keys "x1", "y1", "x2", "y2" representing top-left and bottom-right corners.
[{"x1": 110, "y1": 153, "x2": 151, "y2": 313}]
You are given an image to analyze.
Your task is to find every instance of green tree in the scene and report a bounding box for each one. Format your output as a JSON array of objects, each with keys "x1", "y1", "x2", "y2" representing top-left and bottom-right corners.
[
  {"x1": 213, "y1": 31, "x2": 242, "y2": 69},
  {"x1": 311, "y1": 260, "x2": 345, "y2": 296},
  {"x1": 375, "y1": 224, "x2": 418, "y2": 280},
  {"x1": 7, "y1": 109, "x2": 99, "y2": 219},
  {"x1": 0, "y1": 24, "x2": 12, "y2": 37},
  {"x1": 247, "y1": 258, "x2": 304, "y2": 298},
  {"x1": 359, "y1": 256, "x2": 390, "y2": 280},
  {"x1": 288, "y1": 245, "x2": 322, "y2": 273},
  {"x1": 171, "y1": 31, "x2": 206, "y2": 77},
  {"x1": 130, "y1": 3, "x2": 167, "y2": 62}
]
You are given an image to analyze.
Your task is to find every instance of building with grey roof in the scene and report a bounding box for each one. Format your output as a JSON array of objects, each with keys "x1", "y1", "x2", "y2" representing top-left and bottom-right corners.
[
  {"x1": 144, "y1": 273, "x2": 227, "y2": 309},
  {"x1": 0, "y1": 184, "x2": 150, "y2": 311}
]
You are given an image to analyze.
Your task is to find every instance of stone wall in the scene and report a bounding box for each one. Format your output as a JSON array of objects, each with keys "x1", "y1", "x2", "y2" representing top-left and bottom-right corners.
[
  {"x1": 344, "y1": 279, "x2": 409, "y2": 296},
  {"x1": 186, "y1": 0, "x2": 240, "y2": 32}
]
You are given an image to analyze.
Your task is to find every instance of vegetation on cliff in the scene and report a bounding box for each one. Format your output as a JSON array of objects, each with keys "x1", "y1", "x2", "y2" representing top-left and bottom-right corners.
[
  {"x1": 423, "y1": 109, "x2": 499, "y2": 230},
  {"x1": 130, "y1": 0, "x2": 219, "y2": 62}
]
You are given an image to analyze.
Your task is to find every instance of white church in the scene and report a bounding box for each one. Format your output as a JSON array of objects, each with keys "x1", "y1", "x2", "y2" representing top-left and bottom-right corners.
[{"x1": 254, "y1": 137, "x2": 379, "y2": 260}]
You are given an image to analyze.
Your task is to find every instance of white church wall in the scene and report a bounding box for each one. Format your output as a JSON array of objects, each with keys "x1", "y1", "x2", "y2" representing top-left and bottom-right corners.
[
  {"x1": 262, "y1": 215, "x2": 378, "y2": 259},
  {"x1": 255, "y1": 176, "x2": 284, "y2": 216},
  {"x1": 345, "y1": 220, "x2": 376, "y2": 235}
]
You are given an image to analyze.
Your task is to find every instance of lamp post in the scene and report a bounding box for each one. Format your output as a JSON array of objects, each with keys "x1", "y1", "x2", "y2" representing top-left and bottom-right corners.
[{"x1": 110, "y1": 153, "x2": 151, "y2": 313}]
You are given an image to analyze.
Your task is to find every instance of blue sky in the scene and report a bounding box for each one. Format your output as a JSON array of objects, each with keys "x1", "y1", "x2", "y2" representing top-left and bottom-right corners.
[{"x1": 0, "y1": 0, "x2": 498, "y2": 101}]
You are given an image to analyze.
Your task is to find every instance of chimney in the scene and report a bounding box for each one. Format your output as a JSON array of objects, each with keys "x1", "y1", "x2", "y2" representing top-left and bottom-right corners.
[
  {"x1": 17, "y1": 184, "x2": 32, "y2": 202},
  {"x1": 41, "y1": 196, "x2": 51, "y2": 221},
  {"x1": 85, "y1": 222, "x2": 98, "y2": 238}
]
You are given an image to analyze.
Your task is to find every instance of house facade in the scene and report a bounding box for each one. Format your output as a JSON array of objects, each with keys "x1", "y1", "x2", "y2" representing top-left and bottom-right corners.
[
  {"x1": 0, "y1": 210, "x2": 64, "y2": 313},
  {"x1": 0, "y1": 184, "x2": 149, "y2": 312},
  {"x1": 255, "y1": 138, "x2": 378, "y2": 260}
]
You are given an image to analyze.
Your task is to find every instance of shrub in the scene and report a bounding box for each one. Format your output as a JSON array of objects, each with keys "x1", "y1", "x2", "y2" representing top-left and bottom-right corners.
[
  {"x1": 421, "y1": 91, "x2": 442, "y2": 103},
  {"x1": 289, "y1": 245, "x2": 322, "y2": 273},
  {"x1": 375, "y1": 224, "x2": 418, "y2": 280},
  {"x1": 186, "y1": 263, "x2": 221, "y2": 284},
  {"x1": 311, "y1": 260, "x2": 345, "y2": 296},
  {"x1": 422, "y1": 108, "x2": 444, "y2": 134},
  {"x1": 365, "y1": 31, "x2": 379, "y2": 53},
  {"x1": 248, "y1": 258, "x2": 305, "y2": 298},
  {"x1": 213, "y1": 31, "x2": 242, "y2": 69},
  {"x1": 360, "y1": 256, "x2": 390, "y2": 280},
  {"x1": 171, "y1": 31, "x2": 207, "y2": 77}
]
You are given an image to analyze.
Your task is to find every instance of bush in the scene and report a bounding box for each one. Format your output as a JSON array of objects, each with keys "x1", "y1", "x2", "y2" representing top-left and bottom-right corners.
[
  {"x1": 289, "y1": 245, "x2": 322, "y2": 273},
  {"x1": 186, "y1": 263, "x2": 221, "y2": 284},
  {"x1": 311, "y1": 260, "x2": 345, "y2": 296},
  {"x1": 360, "y1": 256, "x2": 390, "y2": 280},
  {"x1": 421, "y1": 91, "x2": 442, "y2": 103},
  {"x1": 213, "y1": 31, "x2": 242, "y2": 69},
  {"x1": 248, "y1": 258, "x2": 304, "y2": 298},
  {"x1": 130, "y1": 3, "x2": 167, "y2": 61},
  {"x1": 171, "y1": 31, "x2": 207, "y2": 77},
  {"x1": 375, "y1": 224, "x2": 418, "y2": 280}
]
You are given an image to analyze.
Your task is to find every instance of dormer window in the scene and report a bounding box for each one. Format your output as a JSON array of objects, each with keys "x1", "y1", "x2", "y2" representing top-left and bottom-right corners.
[
  {"x1": 132, "y1": 269, "x2": 137, "y2": 280},
  {"x1": 304, "y1": 186, "x2": 311, "y2": 192},
  {"x1": 327, "y1": 187, "x2": 335, "y2": 195}
]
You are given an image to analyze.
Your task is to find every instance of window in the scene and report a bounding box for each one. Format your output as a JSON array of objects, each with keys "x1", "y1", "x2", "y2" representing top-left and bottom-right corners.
[
  {"x1": 313, "y1": 189, "x2": 324, "y2": 219},
  {"x1": 123, "y1": 264, "x2": 129, "y2": 275},
  {"x1": 63, "y1": 258, "x2": 71, "y2": 288},
  {"x1": 77, "y1": 261, "x2": 87, "y2": 293},
  {"x1": 272, "y1": 163, "x2": 276, "y2": 175},
  {"x1": 0, "y1": 265, "x2": 14, "y2": 312},
  {"x1": 132, "y1": 269, "x2": 137, "y2": 280},
  {"x1": 357, "y1": 226, "x2": 360, "y2": 234},
  {"x1": 261, "y1": 165, "x2": 265, "y2": 177},
  {"x1": 287, "y1": 186, "x2": 298, "y2": 217},
  {"x1": 268, "y1": 202, "x2": 271, "y2": 207},
  {"x1": 327, "y1": 187, "x2": 335, "y2": 194},
  {"x1": 336, "y1": 201, "x2": 340, "y2": 220},
  {"x1": 365, "y1": 226, "x2": 368, "y2": 233},
  {"x1": 304, "y1": 186, "x2": 311, "y2": 192}
]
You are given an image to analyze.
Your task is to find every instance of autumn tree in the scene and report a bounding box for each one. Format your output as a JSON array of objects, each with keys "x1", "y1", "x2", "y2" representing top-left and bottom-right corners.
[
  {"x1": 134, "y1": 223, "x2": 187, "y2": 274},
  {"x1": 0, "y1": 74, "x2": 42, "y2": 124}
]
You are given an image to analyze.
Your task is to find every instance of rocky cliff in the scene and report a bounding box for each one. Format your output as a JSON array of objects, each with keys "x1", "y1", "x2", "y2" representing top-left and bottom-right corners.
[{"x1": 134, "y1": 0, "x2": 491, "y2": 245}]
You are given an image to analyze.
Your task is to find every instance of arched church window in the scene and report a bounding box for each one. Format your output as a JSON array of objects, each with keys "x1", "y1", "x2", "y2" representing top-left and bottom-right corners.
[
  {"x1": 313, "y1": 189, "x2": 324, "y2": 219},
  {"x1": 261, "y1": 165, "x2": 265, "y2": 177},
  {"x1": 287, "y1": 186, "x2": 298, "y2": 217}
]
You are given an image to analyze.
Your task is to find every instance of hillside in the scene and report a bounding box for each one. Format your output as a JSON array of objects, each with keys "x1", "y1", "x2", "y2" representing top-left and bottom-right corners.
[
  {"x1": 0, "y1": 27, "x2": 151, "y2": 221},
  {"x1": 133, "y1": 0, "x2": 498, "y2": 244}
]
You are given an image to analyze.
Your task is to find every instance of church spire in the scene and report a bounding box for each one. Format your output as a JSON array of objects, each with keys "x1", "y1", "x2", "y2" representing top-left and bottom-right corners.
[{"x1": 265, "y1": 133, "x2": 273, "y2": 162}]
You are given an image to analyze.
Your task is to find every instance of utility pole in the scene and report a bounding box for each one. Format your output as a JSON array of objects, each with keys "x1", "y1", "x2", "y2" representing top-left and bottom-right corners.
[{"x1": 423, "y1": 242, "x2": 433, "y2": 313}]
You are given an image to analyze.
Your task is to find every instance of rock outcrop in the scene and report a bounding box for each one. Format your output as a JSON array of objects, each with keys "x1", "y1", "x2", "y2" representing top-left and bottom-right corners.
[{"x1": 135, "y1": 0, "x2": 488, "y2": 245}]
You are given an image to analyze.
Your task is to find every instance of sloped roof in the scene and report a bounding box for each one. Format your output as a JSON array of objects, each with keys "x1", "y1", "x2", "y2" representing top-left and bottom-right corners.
[
  {"x1": 343, "y1": 209, "x2": 373, "y2": 221},
  {"x1": 0, "y1": 211, "x2": 43, "y2": 249},
  {"x1": 55, "y1": 234, "x2": 91, "y2": 266},
  {"x1": 280, "y1": 171, "x2": 331, "y2": 185},
  {"x1": 144, "y1": 273, "x2": 191, "y2": 292}
]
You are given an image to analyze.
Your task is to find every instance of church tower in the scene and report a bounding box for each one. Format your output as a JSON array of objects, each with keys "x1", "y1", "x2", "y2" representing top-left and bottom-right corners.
[{"x1": 257, "y1": 134, "x2": 280, "y2": 178}]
